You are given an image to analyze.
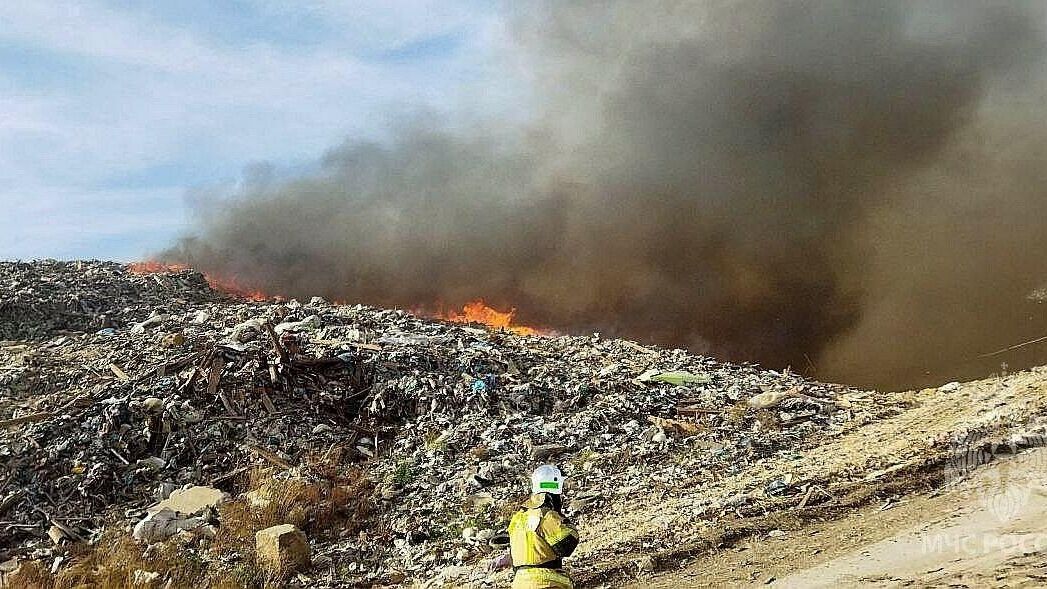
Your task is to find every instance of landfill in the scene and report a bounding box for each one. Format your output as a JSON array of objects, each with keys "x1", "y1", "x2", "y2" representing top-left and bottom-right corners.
[{"x1": 3, "y1": 260, "x2": 1044, "y2": 588}]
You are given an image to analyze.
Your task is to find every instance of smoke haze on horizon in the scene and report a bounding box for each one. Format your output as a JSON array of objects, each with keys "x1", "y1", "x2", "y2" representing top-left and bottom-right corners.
[{"x1": 167, "y1": 0, "x2": 1047, "y2": 389}]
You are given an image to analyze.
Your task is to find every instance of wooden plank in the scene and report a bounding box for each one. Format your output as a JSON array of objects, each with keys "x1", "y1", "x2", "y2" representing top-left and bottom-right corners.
[
  {"x1": 797, "y1": 485, "x2": 815, "y2": 508},
  {"x1": 206, "y1": 356, "x2": 225, "y2": 396},
  {"x1": 0, "y1": 412, "x2": 53, "y2": 428},
  {"x1": 264, "y1": 321, "x2": 289, "y2": 365},
  {"x1": 241, "y1": 443, "x2": 293, "y2": 470},
  {"x1": 211, "y1": 466, "x2": 251, "y2": 486},
  {"x1": 109, "y1": 363, "x2": 130, "y2": 381},
  {"x1": 259, "y1": 390, "x2": 277, "y2": 414}
]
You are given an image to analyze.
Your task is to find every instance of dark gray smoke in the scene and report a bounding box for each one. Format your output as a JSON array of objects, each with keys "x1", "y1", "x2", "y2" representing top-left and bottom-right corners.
[{"x1": 167, "y1": 0, "x2": 1047, "y2": 389}]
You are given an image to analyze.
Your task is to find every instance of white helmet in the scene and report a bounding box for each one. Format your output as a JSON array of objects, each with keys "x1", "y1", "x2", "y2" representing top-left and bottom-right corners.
[{"x1": 531, "y1": 464, "x2": 564, "y2": 495}]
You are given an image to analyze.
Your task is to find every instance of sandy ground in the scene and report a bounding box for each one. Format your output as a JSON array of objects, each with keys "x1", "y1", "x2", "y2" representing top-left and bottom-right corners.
[
  {"x1": 625, "y1": 447, "x2": 1047, "y2": 588},
  {"x1": 571, "y1": 367, "x2": 1047, "y2": 587}
]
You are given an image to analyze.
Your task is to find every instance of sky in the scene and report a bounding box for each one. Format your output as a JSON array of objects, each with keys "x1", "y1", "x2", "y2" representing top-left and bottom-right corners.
[{"x1": 0, "y1": 0, "x2": 513, "y2": 260}]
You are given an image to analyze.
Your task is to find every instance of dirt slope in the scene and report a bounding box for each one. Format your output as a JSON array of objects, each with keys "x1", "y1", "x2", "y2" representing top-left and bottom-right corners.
[
  {"x1": 628, "y1": 446, "x2": 1047, "y2": 588},
  {"x1": 611, "y1": 371, "x2": 1047, "y2": 588}
]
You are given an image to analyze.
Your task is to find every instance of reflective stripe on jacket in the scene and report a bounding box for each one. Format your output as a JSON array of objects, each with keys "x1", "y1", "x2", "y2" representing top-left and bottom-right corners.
[
  {"x1": 511, "y1": 567, "x2": 574, "y2": 589},
  {"x1": 508, "y1": 493, "x2": 579, "y2": 588}
]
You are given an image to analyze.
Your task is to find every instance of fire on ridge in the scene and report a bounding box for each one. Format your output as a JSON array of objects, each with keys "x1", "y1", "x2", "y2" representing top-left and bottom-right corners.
[{"x1": 129, "y1": 262, "x2": 544, "y2": 335}]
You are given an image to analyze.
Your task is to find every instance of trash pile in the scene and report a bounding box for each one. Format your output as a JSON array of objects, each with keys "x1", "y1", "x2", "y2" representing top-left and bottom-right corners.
[
  {"x1": 1, "y1": 261, "x2": 886, "y2": 587},
  {"x1": 0, "y1": 260, "x2": 223, "y2": 341}
]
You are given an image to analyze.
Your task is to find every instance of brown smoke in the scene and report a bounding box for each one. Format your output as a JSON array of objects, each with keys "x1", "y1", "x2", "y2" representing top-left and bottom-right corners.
[{"x1": 167, "y1": 1, "x2": 1047, "y2": 390}]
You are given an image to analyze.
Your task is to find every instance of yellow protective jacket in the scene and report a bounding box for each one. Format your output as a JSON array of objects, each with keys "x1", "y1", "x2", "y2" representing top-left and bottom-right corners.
[{"x1": 507, "y1": 493, "x2": 579, "y2": 589}]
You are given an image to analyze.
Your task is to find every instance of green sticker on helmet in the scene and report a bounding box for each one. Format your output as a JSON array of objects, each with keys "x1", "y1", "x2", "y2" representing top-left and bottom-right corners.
[{"x1": 539, "y1": 482, "x2": 559, "y2": 489}]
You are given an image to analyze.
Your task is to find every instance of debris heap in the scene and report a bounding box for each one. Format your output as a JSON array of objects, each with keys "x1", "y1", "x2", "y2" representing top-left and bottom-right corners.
[
  {"x1": 0, "y1": 260, "x2": 223, "y2": 340},
  {"x1": 2, "y1": 261, "x2": 883, "y2": 587}
]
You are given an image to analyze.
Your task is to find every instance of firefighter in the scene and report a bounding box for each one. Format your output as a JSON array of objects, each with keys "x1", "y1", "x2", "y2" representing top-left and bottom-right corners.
[{"x1": 492, "y1": 464, "x2": 580, "y2": 588}]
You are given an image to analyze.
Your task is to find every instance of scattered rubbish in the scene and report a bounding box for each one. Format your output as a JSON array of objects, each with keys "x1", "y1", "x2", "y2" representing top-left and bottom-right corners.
[
  {"x1": 0, "y1": 261, "x2": 875, "y2": 586},
  {"x1": 637, "y1": 369, "x2": 711, "y2": 385},
  {"x1": 748, "y1": 388, "x2": 802, "y2": 409}
]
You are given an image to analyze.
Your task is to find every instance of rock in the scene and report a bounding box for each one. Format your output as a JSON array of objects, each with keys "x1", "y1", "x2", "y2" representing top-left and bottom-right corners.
[
  {"x1": 256, "y1": 524, "x2": 311, "y2": 576},
  {"x1": 461, "y1": 527, "x2": 477, "y2": 541},
  {"x1": 939, "y1": 381, "x2": 962, "y2": 392},
  {"x1": 651, "y1": 429, "x2": 668, "y2": 444},
  {"x1": 133, "y1": 508, "x2": 207, "y2": 543},
  {"x1": 767, "y1": 529, "x2": 787, "y2": 538},
  {"x1": 636, "y1": 555, "x2": 656, "y2": 572},
  {"x1": 141, "y1": 397, "x2": 164, "y2": 413},
  {"x1": 148, "y1": 485, "x2": 227, "y2": 516}
]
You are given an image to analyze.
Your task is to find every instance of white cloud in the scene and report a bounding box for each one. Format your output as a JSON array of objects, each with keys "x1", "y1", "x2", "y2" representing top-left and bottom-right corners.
[
  {"x1": 248, "y1": 0, "x2": 491, "y2": 51},
  {"x1": 0, "y1": 186, "x2": 188, "y2": 260},
  {"x1": 0, "y1": 0, "x2": 509, "y2": 259}
]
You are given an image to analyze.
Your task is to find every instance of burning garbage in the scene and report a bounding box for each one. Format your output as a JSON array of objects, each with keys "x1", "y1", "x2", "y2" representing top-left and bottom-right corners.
[
  {"x1": 436, "y1": 299, "x2": 544, "y2": 336},
  {"x1": 6, "y1": 260, "x2": 1040, "y2": 588}
]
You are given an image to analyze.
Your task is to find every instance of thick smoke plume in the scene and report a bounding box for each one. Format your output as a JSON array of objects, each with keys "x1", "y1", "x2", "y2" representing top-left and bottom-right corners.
[{"x1": 168, "y1": 1, "x2": 1047, "y2": 389}]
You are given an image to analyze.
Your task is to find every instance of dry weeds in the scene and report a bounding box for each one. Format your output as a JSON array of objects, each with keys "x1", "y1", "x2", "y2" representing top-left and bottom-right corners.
[{"x1": 6, "y1": 460, "x2": 373, "y2": 589}]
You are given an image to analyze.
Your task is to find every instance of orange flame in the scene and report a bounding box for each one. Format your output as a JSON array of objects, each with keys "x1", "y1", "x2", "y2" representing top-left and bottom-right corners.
[
  {"x1": 440, "y1": 299, "x2": 541, "y2": 335},
  {"x1": 130, "y1": 263, "x2": 545, "y2": 334},
  {"x1": 204, "y1": 274, "x2": 272, "y2": 302},
  {"x1": 129, "y1": 261, "x2": 271, "y2": 302},
  {"x1": 128, "y1": 261, "x2": 190, "y2": 274}
]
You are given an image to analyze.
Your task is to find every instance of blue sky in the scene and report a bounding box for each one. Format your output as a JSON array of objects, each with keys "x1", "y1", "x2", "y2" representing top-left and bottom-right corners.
[{"x1": 0, "y1": 1, "x2": 514, "y2": 260}]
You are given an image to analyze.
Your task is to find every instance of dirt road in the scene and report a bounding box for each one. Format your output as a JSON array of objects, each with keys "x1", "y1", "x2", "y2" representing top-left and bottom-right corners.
[{"x1": 627, "y1": 447, "x2": 1047, "y2": 588}]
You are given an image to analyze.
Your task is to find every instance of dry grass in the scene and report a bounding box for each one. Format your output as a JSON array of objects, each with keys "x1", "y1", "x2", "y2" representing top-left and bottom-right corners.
[
  {"x1": 212, "y1": 466, "x2": 373, "y2": 557},
  {"x1": 8, "y1": 462, "x2": 373, "y2": 589}
]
